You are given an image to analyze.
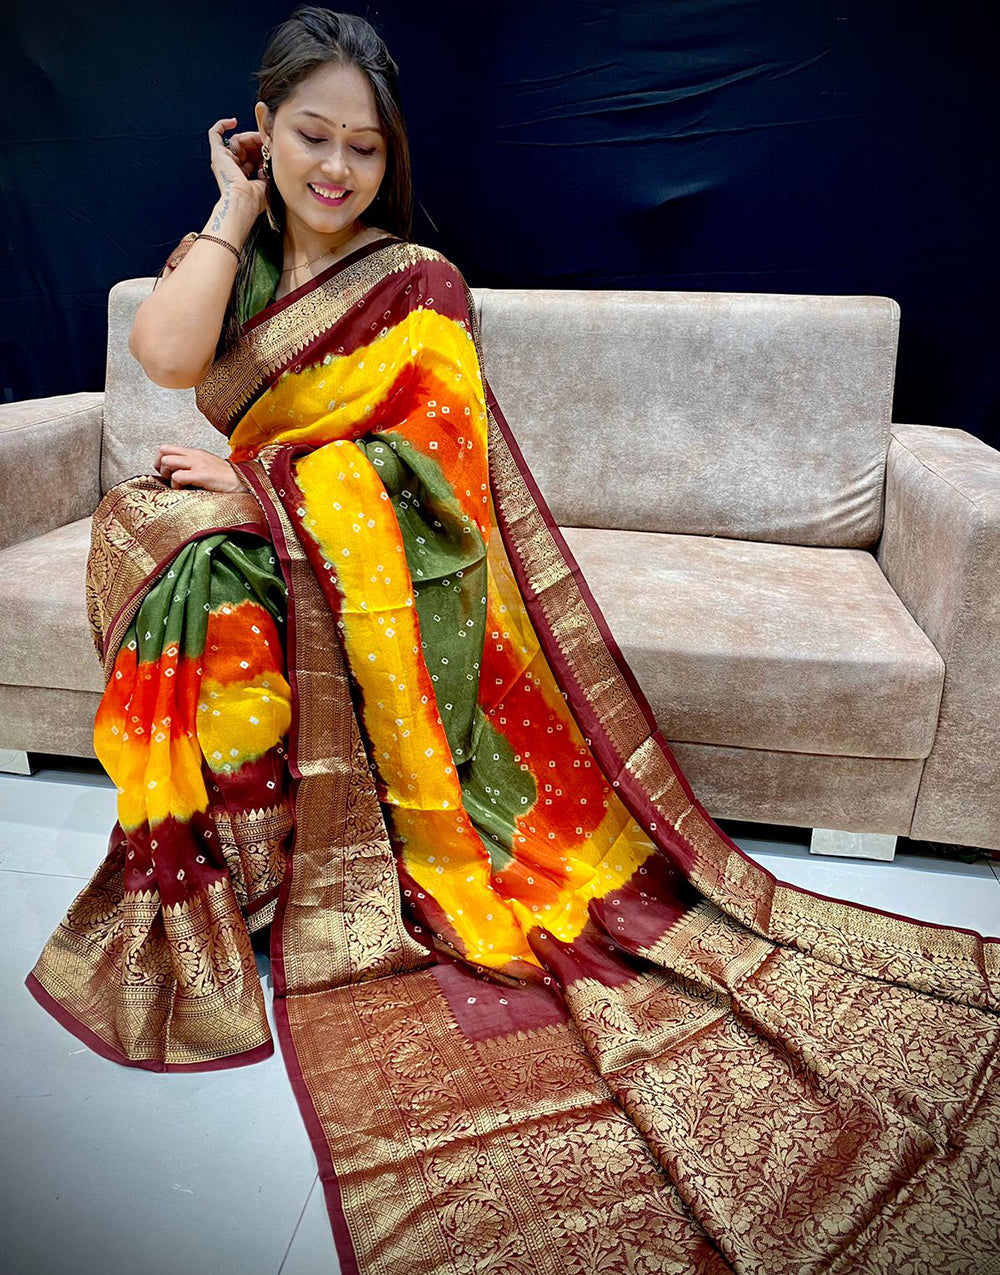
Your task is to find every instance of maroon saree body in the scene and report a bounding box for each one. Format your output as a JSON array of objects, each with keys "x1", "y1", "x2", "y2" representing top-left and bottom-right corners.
[{"x1": 27, "y1": 235, "x2": 1000, "y2": 1273}]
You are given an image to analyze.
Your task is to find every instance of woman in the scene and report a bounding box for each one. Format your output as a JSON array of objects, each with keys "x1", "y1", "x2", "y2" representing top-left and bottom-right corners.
[{"x1": 25, "y1": 8, "x2": 1000, "y2": 1273}]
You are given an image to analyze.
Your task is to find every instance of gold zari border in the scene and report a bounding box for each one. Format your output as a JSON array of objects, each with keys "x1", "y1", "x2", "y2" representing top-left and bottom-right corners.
[
  {"x1": 29, "y1": 865, "x2": 271, "y2": 1066},
  {"x1": 86, "y1": 475, "x2": 270, "y2": 677}
]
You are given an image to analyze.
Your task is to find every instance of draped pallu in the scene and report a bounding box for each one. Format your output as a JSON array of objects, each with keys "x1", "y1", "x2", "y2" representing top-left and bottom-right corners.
[{"x1": 26, "y1": 237, "x2": 1000, "y2": 1274}]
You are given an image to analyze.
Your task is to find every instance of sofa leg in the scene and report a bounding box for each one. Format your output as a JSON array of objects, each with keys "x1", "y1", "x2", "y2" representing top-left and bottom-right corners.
[
  {"x1": 0, "y1": 749, "x2": 34, "y2": 775},
  {"x1": 810, "y1": 827, "x2": 898, "y2": 861}
]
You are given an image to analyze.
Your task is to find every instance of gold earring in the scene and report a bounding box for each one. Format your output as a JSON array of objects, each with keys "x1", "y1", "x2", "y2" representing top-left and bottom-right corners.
[{"x1": 260, "y1": 143, "x2": 280, "y2": 233}]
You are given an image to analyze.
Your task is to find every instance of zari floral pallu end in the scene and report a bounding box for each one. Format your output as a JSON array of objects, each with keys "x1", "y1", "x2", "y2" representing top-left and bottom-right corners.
[{"x1": 26, "y1": 235, "x2": 1000, "y2": 1274}]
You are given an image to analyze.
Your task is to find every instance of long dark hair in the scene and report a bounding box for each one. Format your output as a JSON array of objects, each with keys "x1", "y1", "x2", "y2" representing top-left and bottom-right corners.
[{"x1": 217, "y1": 7, "x2": 414, "y2": 359}]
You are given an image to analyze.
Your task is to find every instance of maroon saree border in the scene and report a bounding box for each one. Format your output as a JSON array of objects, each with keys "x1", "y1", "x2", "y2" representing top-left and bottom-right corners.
[
  {"x1": 23, "y1": 972, "x2": 275, "y2": 1073},
  {"x1": 240, "y1": 234, "x2": 403, "y2": 336},
  {"x1": 232, "y1": 454, "x2": 362, "y2": 1275},
  {"x1": 485, "y1": 380, "x2": 1000, "y2": 950},
  {"x1": 269, "y1": 904, "x2": 362, "y2": 1275}
]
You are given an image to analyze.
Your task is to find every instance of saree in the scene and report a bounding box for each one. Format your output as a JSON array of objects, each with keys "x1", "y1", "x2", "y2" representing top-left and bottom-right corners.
[{"x1": 26, "y1": 234, "x2": 1000, "y2": 1274}]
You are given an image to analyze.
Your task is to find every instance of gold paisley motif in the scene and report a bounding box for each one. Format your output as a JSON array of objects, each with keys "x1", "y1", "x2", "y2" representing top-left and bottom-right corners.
[
  {"x1": 212, "y1": 802, "x2": 293, "y2": 909},
  {"x1": 283, "y1": 968, "x2": 727, "y2": 1274},
  {"x1": 565, "y1": 967, "x2": 730, "y2": 1075}
]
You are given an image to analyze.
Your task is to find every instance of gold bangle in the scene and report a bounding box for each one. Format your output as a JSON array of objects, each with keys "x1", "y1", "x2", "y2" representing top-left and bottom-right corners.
[{"x1": 196, "y1": 233, "x2": 241, "y2": 260}]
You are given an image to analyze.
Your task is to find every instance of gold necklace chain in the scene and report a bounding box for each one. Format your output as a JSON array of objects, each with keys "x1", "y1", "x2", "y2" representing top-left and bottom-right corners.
[{"x1": 280, "y1": 231, "x2": 368, "y2": 274}]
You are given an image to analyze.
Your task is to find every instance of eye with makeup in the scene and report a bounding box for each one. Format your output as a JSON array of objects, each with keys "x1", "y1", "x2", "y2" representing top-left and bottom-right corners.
[{"x1": 297, "y1": 130, "x2": 376, "y2": 155}]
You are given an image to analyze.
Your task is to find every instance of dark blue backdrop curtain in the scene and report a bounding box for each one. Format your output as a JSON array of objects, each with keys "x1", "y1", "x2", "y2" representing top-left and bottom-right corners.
[{"x1": 1, "y1": 0, "x2": 996, "y2": 445}]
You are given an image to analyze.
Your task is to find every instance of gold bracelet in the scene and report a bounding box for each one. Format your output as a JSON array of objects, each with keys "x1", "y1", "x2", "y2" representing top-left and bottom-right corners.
[{"x1": 196, "y1": 233, "x2": 241, "y2": 260}]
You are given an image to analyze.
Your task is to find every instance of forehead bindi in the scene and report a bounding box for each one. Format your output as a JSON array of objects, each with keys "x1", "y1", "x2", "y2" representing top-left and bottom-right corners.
[{"x1": 295, "y1": 108, "x2": 382, "y2": 134}]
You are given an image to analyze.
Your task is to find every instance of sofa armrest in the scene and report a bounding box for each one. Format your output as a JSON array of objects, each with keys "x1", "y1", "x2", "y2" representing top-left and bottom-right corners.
[
  {"x1": 0, "y1": 392, "x2": 104, "y2": 552},
  {"x1": 876, "y1": 422, "x2": 1000, "y2": 846}
]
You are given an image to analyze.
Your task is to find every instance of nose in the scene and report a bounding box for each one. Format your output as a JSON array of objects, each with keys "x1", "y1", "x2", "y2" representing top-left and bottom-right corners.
[{"x1": 320, "y1": 146, "x2": 352, "y2": 182}]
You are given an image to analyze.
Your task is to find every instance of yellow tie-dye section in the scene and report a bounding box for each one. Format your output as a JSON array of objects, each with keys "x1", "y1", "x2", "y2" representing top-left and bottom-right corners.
[
  {"x1": 294, "y1": 439, "x2": 539, "y2": 968},
  {"x1": 228, "y1": 304, "x2": 486, "y2": 461},
  {"x1": 195, "y1": 600, "x2": 292, "y2": 775}
]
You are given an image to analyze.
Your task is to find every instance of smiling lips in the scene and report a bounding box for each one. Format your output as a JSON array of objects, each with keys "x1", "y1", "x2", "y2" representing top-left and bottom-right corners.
[{"x1": 309, "y1": 182, "x2": 351, "y2": 204}]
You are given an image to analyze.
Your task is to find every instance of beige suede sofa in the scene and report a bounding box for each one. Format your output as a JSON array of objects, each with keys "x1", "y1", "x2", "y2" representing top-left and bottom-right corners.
[{"x1": 2, "y1": 277, "x2": 998, "y2": 862}]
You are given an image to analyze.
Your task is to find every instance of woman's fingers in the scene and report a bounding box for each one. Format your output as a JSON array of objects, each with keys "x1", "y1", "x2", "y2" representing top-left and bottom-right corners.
[
  {"x1": 207, "y1": 118, "x2": 265, "y2": 211},
  {"x1": 208, "y1": 117, "x2": 237, "y2": 148},
  {"x1": 155, "y1": 444, "x2": 191, "y2": 468},
  {"x1": 227, "y1": 130, "x2": 263, "y2": 172},
  {"x1": 208, "y1": 118, "x2": 248, "y2": 184},
  {"x1": 207, "y1": 117, "x2": 237, "y2": 164},
  {"x1": 155, "y1": 445, "x2": 196, "y2": 482},
  {"x1": 153, "y1": 448, "x2": 239, "y2": 492}
]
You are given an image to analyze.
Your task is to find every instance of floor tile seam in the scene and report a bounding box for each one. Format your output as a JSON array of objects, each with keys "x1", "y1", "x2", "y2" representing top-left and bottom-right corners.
[
  {"x1": 277, "y1": 1173, "x2": 321, "y2": 1274},
  {"x1": 0, "y1": 865, "x2": 91, "y2": 882}
]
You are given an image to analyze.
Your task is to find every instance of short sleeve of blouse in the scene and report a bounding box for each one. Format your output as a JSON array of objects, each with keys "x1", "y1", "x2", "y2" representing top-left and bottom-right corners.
[{"x1": 151, "y1": 231, "x2": 198, "y2": 289}]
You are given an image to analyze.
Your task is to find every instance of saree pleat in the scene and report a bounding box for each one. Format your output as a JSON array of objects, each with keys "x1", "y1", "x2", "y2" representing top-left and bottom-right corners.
[{"x1": 26, "y1": 235, "x2": 1000, "y2": 1271}]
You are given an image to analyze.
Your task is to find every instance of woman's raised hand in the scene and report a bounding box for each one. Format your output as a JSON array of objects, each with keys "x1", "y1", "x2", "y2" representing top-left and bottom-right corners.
[
  {"x1": 155, "y1": 445, "x2": 245, "y2": 493},
  {"x1": 208, "y1": 117, "x2": 267, "y2": 218}
]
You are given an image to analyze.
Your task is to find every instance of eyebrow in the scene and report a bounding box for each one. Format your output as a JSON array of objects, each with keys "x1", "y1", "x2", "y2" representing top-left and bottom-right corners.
[{"x1": 295, "y1": 109, "x2": 383, "y2": 134}]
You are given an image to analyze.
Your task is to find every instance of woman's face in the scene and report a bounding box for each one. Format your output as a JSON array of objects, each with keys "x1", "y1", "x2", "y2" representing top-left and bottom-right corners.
[{"x1": 255, "y1": 62, "x2": 388, "y2": 239}]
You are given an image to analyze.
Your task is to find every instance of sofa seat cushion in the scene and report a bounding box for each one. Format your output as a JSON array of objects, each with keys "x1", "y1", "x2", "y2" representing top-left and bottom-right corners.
[
  {"x1": 0, "y1": 517, "x2": 105, "y2": 694},
  {"x1": 560, "y1": 527, "x2": 944, "y2": 759}
]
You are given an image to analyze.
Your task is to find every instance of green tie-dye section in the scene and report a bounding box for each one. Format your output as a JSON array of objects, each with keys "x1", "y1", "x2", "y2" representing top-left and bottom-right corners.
[
  {"x1": 356, "y1": 432, "x2": 487, "y2": 766},
  {"x1": 129, "y1": 534, "x2": 288, "y2": 665},
  {"x1": 354, "y1": 431, "x2": 535, "y2": 874},
  {"x1": 457, "y1": 710, "x2": 537, "y2": 873}
]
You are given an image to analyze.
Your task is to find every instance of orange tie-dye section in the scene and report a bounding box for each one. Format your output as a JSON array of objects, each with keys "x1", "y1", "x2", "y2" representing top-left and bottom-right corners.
[
  {"x1": 195, "y1": 600, "x2": 291, "y2": 776},
  {"x1": 393, "y1": 806, "x2": 537, "y2": 967},
  {"x1": 379, "y1": 307, "x2": 491, "y2": 535},
  {"x1": 94, "y1": 601, "x2": 290, "y2": 833},
  {"x1": 95, "y1": 637, "x2": 205, "y2": 833},
  {"x1": 294, "y1": 438, "x2": 539, "y2": 968}
]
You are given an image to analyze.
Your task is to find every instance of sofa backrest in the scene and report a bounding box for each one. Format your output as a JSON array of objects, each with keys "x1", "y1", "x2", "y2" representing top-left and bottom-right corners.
[
  {"x1": 477, "y1": 289, "x2": 898, "y2": 548},
  {"x1": 105, "y1": 279, "x2": 898, "y2": 548},
  {"x1": 104, "y1": 280, "x2": 223, "y2": 496}
]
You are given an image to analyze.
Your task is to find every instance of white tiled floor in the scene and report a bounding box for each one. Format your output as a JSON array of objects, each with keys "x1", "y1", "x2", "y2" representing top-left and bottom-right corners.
[{"x1": 2, "y1": 756, "x2": 998, "y2": 1275}]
